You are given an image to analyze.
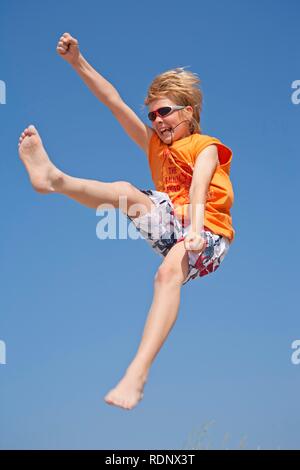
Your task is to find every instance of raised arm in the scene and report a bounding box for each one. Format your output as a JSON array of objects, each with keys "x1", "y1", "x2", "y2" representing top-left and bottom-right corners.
[{"x1": 56, "y1": 33, "x2": 153, "y2": 154}]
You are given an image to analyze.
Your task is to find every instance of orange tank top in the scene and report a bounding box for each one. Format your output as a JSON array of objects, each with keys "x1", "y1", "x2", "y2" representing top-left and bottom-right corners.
[{"x1": 147, "y1": 131, "x2": 235, "y2": 242}]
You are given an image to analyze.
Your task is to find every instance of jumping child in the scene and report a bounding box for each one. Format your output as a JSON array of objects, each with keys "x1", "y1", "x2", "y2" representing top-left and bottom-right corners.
[{"x1": 18, "y1": 32, "x2": 235, "y2": 411}]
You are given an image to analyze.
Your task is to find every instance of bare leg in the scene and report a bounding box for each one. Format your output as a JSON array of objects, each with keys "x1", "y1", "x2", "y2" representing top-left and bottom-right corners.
[
  {"x1": 18, "y1": 125, "x2": 155, "y2": 215},
  {"x1": 104, "y1": 241, "x2": 190, "y2": 410},
  {"x1": 18, "y1": 125, "x2": 191, "y2": 411}
]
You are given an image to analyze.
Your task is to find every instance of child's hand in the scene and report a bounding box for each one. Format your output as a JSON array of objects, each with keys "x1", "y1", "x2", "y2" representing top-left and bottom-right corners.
[
  {"x1": 56, "y1": 32, "x2": 80, "y2": 65},
  {"x1": 184, "y1": 230, "x2": 206, "y2": 254}
]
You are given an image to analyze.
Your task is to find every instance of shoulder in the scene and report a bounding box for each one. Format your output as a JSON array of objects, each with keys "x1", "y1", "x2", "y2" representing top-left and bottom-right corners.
[
  {"x1": 192, "y1": 133, "x2": 233, "y2": 168},
  {"x1": 146, "y1": 126, "x2": 156, "y2": 142},
  {"x1": 145, "y1": 126, "x2": 160, "y2": 154},
  {"x1": 190, "y1": 133, "x2": 219, "y2": 158},
  {"x1": 192, "y1": 133, "x2": 220, "y2": 145}
]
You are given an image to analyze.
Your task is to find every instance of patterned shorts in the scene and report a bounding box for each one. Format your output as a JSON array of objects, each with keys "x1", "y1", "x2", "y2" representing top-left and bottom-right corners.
[{"x1": 127, "y1": 189, "x2": 231, "y2": 285}]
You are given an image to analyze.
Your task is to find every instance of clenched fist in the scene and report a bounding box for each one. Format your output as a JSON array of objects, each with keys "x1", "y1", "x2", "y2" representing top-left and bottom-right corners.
[
  {"x1": 56, "y1": 32, "x2": 80, "y2": 65},
  {"x1": 184, "y1": 230, "x2": 207, "y2": 254}
]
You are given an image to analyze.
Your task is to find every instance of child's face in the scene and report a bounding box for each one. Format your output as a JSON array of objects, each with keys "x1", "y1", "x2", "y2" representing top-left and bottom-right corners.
[{"x1": 148, "y1": 98, "x2": 193, "y2": 144}]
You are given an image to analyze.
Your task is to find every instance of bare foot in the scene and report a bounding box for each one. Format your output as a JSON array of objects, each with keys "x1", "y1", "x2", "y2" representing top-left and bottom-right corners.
[
  {"x1": 18, "y1": 125, "x2": 63, "y2": 193},
  {"x1": 104, "y1": 367, "x2": 148, "y2": 410}
]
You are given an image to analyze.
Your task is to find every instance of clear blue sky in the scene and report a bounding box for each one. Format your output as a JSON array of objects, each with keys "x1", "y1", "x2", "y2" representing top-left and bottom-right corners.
[{"x1": 1, "y1": 0, "x2": 300, "y2": 450}]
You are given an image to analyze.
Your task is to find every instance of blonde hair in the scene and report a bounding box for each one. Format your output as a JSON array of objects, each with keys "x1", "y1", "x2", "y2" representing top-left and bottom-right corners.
[{"x1": 143, "y1": 66, "x2": 203, "y2": 134}]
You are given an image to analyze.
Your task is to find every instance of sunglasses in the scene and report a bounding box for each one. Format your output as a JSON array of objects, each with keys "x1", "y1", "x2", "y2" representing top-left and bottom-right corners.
[{"x1": 148, "y1": 105, "x2": 186, "y2": 122}]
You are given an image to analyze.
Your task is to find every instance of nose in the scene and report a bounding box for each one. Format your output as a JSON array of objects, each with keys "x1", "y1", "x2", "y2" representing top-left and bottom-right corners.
[{"x1": 153, "y1": 114, "x2": 163, "y2": 123}]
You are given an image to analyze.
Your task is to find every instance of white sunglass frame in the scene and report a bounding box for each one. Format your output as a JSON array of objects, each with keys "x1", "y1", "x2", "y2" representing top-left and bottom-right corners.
[{"x1": 148, "y1": 105, "x2": 186, "y2": 121}]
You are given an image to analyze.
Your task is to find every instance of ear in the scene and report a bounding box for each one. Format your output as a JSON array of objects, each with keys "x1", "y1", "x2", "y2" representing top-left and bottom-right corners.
[{"x1": 185, "y1": 105, "x2": 194, "y2": 116}]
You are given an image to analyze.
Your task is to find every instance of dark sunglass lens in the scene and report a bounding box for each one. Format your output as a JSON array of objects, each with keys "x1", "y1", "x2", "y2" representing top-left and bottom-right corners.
[
  {"x1": 159, "y1": 107, "x2": 172, "y2": 117},
  {"x1": 148, "y1": 112, "x2": 155, "y2": 121}
]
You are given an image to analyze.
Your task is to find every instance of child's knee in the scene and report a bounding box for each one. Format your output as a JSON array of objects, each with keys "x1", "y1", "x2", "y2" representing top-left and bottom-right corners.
[{"x1": 154, "y1": 263, "x2": 184, "y2": 285}]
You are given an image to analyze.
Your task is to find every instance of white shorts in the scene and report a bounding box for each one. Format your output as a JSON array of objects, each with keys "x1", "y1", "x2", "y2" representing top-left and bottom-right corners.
[{"x1": 127, "y1": 189, "x2": 231, "y2": 285}]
